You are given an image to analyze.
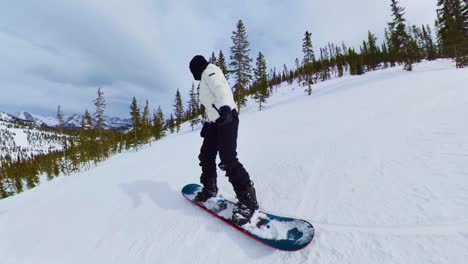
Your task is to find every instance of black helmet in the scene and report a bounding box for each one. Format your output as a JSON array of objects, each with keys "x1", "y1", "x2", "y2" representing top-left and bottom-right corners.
[{"x1": 189, "y1": 55, "x2": 209, "y2": 81}]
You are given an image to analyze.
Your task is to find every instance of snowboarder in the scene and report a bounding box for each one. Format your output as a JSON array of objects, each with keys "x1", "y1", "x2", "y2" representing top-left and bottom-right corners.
[{"x1": 189, "y1": 55, "x2": 259, "y2": 226}]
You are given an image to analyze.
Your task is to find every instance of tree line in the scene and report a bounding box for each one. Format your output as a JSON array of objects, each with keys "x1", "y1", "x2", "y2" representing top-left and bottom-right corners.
[{"x1": 190, "y1": 0, "x2": 466, "y2": 112}]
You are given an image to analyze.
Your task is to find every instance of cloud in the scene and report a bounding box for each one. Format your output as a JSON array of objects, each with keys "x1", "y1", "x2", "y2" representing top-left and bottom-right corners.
[{"x1": 0, "y1": 0, "x2": 437, "y2": 117}]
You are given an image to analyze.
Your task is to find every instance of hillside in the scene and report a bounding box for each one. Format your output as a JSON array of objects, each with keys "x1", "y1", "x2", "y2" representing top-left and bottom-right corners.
[
  {"x1": 0, "y1": 112, "x2": 66, "y2": 164},
  {"x1": 0, "y1": 60, "x2": 467, "y2": 264}
]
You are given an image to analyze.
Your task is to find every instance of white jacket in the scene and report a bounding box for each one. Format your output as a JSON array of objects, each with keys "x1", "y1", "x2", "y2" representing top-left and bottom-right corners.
[{"x1": 199, "y1": 64, "x2": 237, "y2": 122}]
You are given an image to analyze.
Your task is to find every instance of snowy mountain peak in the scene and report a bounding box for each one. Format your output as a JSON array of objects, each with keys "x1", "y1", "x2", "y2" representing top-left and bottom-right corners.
[
  {"x1": 6, "y1": 111, "x2": 132, "y2": 131},
  {"x1": 17, "y1": 111, "x2": 35, "y2": 122}
]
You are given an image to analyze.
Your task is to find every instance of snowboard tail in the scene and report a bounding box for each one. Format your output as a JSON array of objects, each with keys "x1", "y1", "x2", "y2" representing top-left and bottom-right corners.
[{"x1": 182, "y1": 183, "x2": 314, "y2": 251}]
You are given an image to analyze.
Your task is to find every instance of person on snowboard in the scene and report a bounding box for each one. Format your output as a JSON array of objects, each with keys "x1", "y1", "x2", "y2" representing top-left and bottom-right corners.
[{"x1": 189, "y1": 55, "x2": 259, "y2": 226}]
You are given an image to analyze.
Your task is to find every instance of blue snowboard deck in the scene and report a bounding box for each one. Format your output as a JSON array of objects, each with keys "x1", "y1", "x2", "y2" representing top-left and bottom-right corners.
[{"x1": 182, "y1": 183, "x2": 314, "y2": 251}]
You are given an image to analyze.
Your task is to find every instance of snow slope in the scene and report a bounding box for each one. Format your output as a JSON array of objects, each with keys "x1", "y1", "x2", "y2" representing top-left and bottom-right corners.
[{"x1": 1, "y1": 60, "x2": 467, "y2": 264}]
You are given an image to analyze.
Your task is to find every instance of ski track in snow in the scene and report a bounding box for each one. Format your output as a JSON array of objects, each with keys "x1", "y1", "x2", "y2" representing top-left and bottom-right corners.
[{"x1": 0, "y1": 60, "x2": 468, "y2": 264}]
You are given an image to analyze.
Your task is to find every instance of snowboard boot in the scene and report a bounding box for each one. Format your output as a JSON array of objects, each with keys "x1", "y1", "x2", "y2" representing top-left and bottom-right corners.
[
  {"x1": 194, "y1": 175, "x2": 218, "y2": 204},
  {"x1": 232, "y1": 182, "x2": 259, "y2": 226}
]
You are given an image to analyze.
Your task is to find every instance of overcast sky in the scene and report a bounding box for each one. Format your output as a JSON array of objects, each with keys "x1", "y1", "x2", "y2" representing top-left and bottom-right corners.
[{"x1": 0, "y1": 0, "x2": 438, "y2": 117}]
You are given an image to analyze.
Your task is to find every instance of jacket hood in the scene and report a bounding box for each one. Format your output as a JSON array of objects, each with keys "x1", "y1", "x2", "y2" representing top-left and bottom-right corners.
[{"x1": 189, "y1": 55, "x2": 209, "y2": 81}]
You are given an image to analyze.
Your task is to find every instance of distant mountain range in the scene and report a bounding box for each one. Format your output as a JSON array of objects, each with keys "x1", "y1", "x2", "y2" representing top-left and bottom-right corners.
[{"x1": 11, "y1": 111, "x2": 133, "y2": 131}]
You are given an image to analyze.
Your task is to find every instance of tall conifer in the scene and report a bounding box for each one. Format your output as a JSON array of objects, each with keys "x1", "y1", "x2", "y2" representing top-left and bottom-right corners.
[
  {"x1": 188, "y1": 83, "x2": 200, "y2": 130},
  {"x1": 93, "y1": 88, "x2": 106, "y2": 135},
  {"x1": 230, "y1": 20, "x2": 253, "y2": 111},
  {"x1": 210, "y1": 52, "x2": 217, "y2": 64},
  {"x1": 367, "y1": 31, "x2": 380, "y2": 70},
  {"x1": 130, "y1": 97, "x2": 141, "y2": 149},
  {"x1": 56, "y1": 105, "x2": 64, "y2": 133},
  {"x1": 301, "y1": 31, "x2": 316, "y2": 94},
  {"x1": 253, "y1": 52, "x2": 269, "y2": 111},
  {"x1": 217, "y1": 50, "x2": 229, "y2": 79},
  {"x1": 153, "y1": 106, "x2": 165, "y2": 139},
  {"x1": 173, "y1": 89, "x2": 184, "y2": 132},
  {"x1": 388, "y1": 0, "x2": 413, "y2": 71},
  {"x1": 141, "y1": 100, "x2": 150, "y2": 143},
  {"x1": 302, "y1": 31, "x2": 315, "y2": 64}
]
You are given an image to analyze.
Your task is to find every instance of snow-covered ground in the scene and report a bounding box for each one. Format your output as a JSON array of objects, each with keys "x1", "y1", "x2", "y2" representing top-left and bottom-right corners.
[{"x1": 1, "y1": 60, "x2": 467, "y2": 264}]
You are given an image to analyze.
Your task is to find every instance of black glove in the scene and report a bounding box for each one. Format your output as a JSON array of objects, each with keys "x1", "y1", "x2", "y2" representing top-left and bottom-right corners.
[
  {"x1": 200, "y1": 122, "x2": 210, "y2": 138},
  {"x1": 215, "y1": 105, "x2": 232, "y2": 126}
]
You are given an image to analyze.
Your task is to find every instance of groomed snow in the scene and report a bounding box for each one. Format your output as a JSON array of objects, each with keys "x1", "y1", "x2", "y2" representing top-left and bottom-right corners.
[{"x1": 0, "y1": 60, "x2": 467, "y2": 264}]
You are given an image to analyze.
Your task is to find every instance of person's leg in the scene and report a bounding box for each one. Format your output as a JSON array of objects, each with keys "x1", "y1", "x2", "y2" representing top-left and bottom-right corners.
[
  {"x1": 217, "y1": 110, "x2": 252, "y2": 191},
  {"x1": 195, "y1": 122, "x2": 218, "y2": 202},
  {"x1": 217, "y1": 110, "x2": 258, "y2": 225}
]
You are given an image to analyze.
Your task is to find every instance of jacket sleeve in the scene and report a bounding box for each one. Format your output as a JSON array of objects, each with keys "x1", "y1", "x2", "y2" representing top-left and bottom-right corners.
[{"x1": 204, "y1": 66, "x2": 233, "y2": 108}]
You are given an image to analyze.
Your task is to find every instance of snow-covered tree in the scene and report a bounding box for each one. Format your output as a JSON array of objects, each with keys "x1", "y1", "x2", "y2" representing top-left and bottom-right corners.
[
  {"x1": 56, "y1": 105, "x2": 64, "y2": 133},
  {"x1": 93, "y1": 88, "x2": 106, "y2": 133}
]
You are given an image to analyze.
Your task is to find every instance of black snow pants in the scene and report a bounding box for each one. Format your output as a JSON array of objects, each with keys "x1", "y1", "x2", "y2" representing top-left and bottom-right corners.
[{"x1": 198, "y1": 109, "x2": 252, "y2": 191}]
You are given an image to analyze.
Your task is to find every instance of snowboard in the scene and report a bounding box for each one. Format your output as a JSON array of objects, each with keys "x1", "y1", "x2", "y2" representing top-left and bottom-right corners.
[{"x1": 181, "y1": 183, "x2": 314, "y2": 251}]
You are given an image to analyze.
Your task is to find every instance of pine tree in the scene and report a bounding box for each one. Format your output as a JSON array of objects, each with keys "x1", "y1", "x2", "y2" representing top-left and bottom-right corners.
[
  {"x1": 0, "y1": 176, "x2": 7, "y2": 198},
  {"x1": 210, "y1": 52, "x2": 217, "y2": 64},
  {"x1": 422, "y1": 24, "x2": 437, "y2": 60},
  {"x1": 153, "y1": 106, "x2": 165, "y2": 139},
  {"x1": 253, "y1": 52, "x2": 269, "y2": 111},
  {"x1": 348, "y1": 48, "x2": 364, "y2": 75},
  {"x1": 84, "y1": 110, "x2": 93, "y2": 129},
  {"x1": 411, "y1": 25, "x2": 424, "y2": 61},
  {"x1": 367, "y1": 31, "x2": 380, "y2": 70},
  {"x1": 93, "y1": 87, "x2": 106, "y2": 135},
  {"x1": 168, "y1": 114, "x2": 175, "y2": 133},
  {"x1": 411, "y1": 25, "x2": 424, "y2": 56},
  {"x1": 319, "y1": 47, "x2": 331, "y2": 81},
  {"x1": 217, "y1": 50, "x2": 229, "y2": 79},
  {"x1": 388, "y1": 0, "x2": 413, "y2": 71},
  {"x1": 436, "y1": 0, "x2": 465, "y2": 62},
  {"x1": 426, "y1": 25, "x2": 439, "y2": 60},
  {"x1": 461, "y1": 0, "x2": 468, "y2": 66},
  {"x1": 79, "y1": 114, "x2": 87, "y2": 163},
  {"x1": 436, "y1": 0, "x2": 467, "y2": 67},
  {"x1": 80, "y1": 109, "x2": 95, "y2": 163},
  {"x1": 282, "y1": 64, "x2": 288, "y2": 81},
  {"x1": 173, "y1": 89, "x2": 184, "y2": 132},
  {"x1": 188, "y1": 83, "x2": 200, "y2": 130},
  {"x1": 230, "y1": 20, "x2": 253, "y2": 111},
  {"x1": 361, "y1": 40, "x2": 370, "y2": 72},
  {"x1": 384, "y1": 28, "x2": 396, "y2": 67},
  {"x1": 56, "y1": 105, "x2": 64, "y2": 133},
  {"x1": 301, "y1": 31, "x2": 316, "y2": 94},
  {"x1": 152, "y1": 110, "x2": 158, "y2": 139},
  {"x1": 130, "y1": 97, "x2": 141, "y2": 149},
  {"x1": 381, "y1": 41, "x2": 390, "y2": 68},
  {"x1": 141, "y1": 100, "x2": 150, "y2": 143},
  {"x1": 335, "y1": 46, "x2": 345, "y2": 76},
  {"x1": 302, "y1": 31, "x2": 315, "y2": 64}
]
